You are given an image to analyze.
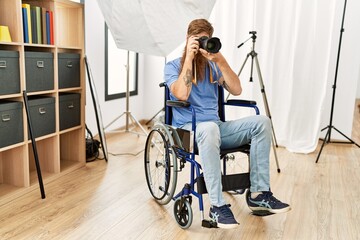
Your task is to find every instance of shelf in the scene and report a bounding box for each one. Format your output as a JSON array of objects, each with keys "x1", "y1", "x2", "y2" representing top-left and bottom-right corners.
[
  {"x1": 0, "y1": 0, "x2": 85, "y2": 206},
  {"x1": 55, "y1": 1, "x2": 84, "y2": 49},
  {"x1": 0, "y1": 145, "x2": 28, "y2": 187}
]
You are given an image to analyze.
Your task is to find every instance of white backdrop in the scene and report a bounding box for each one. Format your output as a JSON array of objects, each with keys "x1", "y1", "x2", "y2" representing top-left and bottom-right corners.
[{"x1": 205, "y1": 0, "x2": 360, "y2": 153}]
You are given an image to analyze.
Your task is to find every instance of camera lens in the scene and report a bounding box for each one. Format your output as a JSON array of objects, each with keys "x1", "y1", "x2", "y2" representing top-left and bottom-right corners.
[{"x1": 197, "y1": 37, "x2": 222, "y2": 53}]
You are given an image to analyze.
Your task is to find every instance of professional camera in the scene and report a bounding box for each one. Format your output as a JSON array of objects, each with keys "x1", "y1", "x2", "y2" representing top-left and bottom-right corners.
[{"x1": 197, "y1": 36, "x2": 222, "y2": 53}]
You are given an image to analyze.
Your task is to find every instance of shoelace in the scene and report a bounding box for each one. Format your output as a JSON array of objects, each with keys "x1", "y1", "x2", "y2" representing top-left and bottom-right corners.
[
  {"x1": 219, "y1": 204, "x2": 233, "y2": 218},
  {"x1": 261, "y1": 191, "x2": 282, "y2": 204}
]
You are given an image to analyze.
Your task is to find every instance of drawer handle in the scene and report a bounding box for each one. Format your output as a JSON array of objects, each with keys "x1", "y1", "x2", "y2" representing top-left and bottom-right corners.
[
  {"x1": 0, "y1": 60, "x2": 6, "y2": 68},
  {"x1": 2, "y1": 114, "x2": 10, "y2": 122},
  {"x1": 39, "y1": 107, "x2": 46, "y2": 114},
  {"x1": 66, "y1": 61, "x2": 73, "y2": 68},
  {"x1": 37, "y1": 61, "x2": 44, "y2": 68},
  {"x1": 67, "y1": 103, "x2": 74, "y2": 109}
]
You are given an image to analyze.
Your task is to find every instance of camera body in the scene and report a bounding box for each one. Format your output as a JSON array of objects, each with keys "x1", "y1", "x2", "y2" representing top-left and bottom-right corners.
[{"x1": 197, "y1": 36, "x2": 222, "y2": 53}]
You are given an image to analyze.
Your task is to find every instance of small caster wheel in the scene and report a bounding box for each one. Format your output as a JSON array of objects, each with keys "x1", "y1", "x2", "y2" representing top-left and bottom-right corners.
[{"x1": 173, "y1": 197, "x2": 193, "y2": 229}]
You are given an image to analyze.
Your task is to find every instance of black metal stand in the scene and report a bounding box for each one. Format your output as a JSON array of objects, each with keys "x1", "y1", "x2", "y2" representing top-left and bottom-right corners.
[
  {"x1": 23, "y1": 90, "x2": 46, "y2": 199},
  {"x1": 85, "y1": 56, "x2": 109, "y2": 162},
  {"x1": 316, "y1": 0, "x2": 360, "y2": 163},
  {"x1": 235, "y1": 31, "x2": 281, "y2": 172},
  {"x1": 104, "y1": 51, "x2": 148, "y2": 137}
]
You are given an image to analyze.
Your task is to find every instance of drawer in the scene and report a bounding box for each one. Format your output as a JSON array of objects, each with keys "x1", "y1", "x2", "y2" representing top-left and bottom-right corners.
[
  {"x1": 0, "y1": 50, "x2": 20, "y2": 95},
  {"x1": 27, "y1": 96, "x2": 55, "y2": 138},
  {"x1": 58, "y1": 53, "x2": 80, "y2": 89},
  {"x1": 0, "y1": 101, "x2": 23, "y2": 148},
  {"x1": 25, "y1": 52, "x2": 54, "y2": 92},
  {"x1": 59, "y1": 93, "x2": 81, "y2": 130}
]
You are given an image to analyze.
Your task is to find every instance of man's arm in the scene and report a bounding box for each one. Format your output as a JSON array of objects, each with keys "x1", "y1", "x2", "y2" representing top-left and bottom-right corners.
[
  {"x1": 170, "y1": 36, "x2": 199, "y2": 101},
  {"x1": 200, "y1": 49, "x2": 242, "y2": 96}
]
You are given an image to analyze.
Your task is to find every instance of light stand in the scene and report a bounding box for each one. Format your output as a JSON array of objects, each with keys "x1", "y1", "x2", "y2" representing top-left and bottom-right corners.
[
  {"x1": 316, "y1": 0, "x2": 360, "y2": 163},
  {"x1": 104, "y1": 51, "x2": 148, "y2": 136},
  {"x1": 234, "y1": 31, "x2": 281, "y2": 172}
]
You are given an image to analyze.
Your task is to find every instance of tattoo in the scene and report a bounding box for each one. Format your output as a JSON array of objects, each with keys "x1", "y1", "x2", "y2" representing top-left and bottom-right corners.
[
  {"x1": 184, "y1": 69, "x2": 192, "y2": 87},
  {"x1": 222, "y1": 80, "x2": 230, "y2": 91}
]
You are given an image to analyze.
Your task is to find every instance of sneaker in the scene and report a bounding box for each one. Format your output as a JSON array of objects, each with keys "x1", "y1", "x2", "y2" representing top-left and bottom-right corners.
[
  {"x1": 246, "y1": 190, "x2": 291, "y2": 214},
  {"x1": 209, "y1": 204, "x2": 239, "y2": 229}
]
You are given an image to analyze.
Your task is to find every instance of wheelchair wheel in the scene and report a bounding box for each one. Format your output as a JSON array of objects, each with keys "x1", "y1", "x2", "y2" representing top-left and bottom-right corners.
[
  {"x1": 144, "y1": 124, "x2": 177, "y2": 205},
  {"x1": 173, "y1": 197, "x2": 193, "y2": 229}
]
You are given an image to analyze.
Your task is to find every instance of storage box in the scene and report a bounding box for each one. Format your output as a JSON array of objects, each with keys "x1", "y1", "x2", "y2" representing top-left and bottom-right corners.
[
  {"x1": 58, "y1": 53, "x2": 80, "y2": 89},
  {"x1": 25, "y1": 52, "x2": 54, "y2": 92},
  {"x1": 0, "y1": 50, "x2": 20, "y2": 95},
  {"x1": 0, "y1": 101, "x2": 23, "y2": 148},
  {"x1": 59, "y1": 93, "x2": 81, "y2": 130},
  {"x1": 27, "y1": 96, "x2": 55, "y2": 138}
]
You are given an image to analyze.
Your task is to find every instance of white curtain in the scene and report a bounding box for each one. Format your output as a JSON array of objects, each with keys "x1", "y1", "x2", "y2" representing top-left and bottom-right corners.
[{"x1": 209, "y1": 0, "x2": 360, "y2": 153}]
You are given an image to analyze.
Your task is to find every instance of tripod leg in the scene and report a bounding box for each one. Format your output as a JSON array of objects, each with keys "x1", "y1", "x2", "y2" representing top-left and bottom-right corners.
[
  {"x1": 145, "y1": 107, "x2": 164, "y2": 125},
  {"x1": 226, "y1": 53, "x2": 251, "y2": 101},
  {"x1": 254, "y1": 55, "x2": 279, "y2": 147},
  {"x1": 332, "y1": 126, "x2": 360, "y2": 148},
  {"x1": 316, "y1": 127, "x2": 330, "y2": 163},
  {"x1": 271, "y1": 136, "x2": 281, "y2": 173},
  {"x1": 237, "y1": 53, "x2": 251, "y2": 77},
  {"x1": 128, "y1": 113, "x2": 148, "y2": 137},
  {"x1": 253, "y1": 55, "x2": 280, "y2": 171}
]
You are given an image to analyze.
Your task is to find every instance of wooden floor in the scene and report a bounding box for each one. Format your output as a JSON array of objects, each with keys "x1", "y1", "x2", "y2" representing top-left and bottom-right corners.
[{"x1": 0, "y1": 100, "x2": 359, "y2": 240}]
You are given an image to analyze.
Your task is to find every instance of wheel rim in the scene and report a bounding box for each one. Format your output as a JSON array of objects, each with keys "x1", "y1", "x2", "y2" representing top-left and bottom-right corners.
[
  {"x1": 144, "y1": 125, "x2": 177, "y2": 205},
  {"x1": 173, "y1": 198, "x2": 193, "y2": 229}
]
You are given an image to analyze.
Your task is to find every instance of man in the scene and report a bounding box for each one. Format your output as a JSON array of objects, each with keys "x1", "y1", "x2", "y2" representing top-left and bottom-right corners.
[{"x1": 164, "y1": 19, "x2": 290, "y2": 229}]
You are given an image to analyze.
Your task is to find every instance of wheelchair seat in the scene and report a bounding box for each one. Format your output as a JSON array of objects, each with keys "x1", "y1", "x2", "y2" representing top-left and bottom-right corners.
[{"x1": 144, "y1": 82, "x2": 260, "y2": 229}]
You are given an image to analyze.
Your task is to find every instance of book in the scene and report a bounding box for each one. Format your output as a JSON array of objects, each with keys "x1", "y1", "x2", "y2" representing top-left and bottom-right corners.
[
  {"x1": 22, "y1": 4, "x2": 32, "y2": 44},
  {"x1": 35, "y1": 6, "x2": 42, "y2": 44},
  {"x1": 42, "y1": 8, "x2": 47, "y2": 44},
  {"x1": 46, "y1": 11, "x2": 50, "y2": 44},
  {"x1": 22, "y1": 8, "x2": 29, "y2": 43},
  {"x1": 49, "y1": 10, "x2": 54, "y2": 45},
  {"x1": 30, "y1": 6, "x2": 37, "y2": 43}
]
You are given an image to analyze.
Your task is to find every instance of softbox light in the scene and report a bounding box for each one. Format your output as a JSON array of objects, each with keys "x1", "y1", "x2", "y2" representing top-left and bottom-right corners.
[{"x1": 96, "y1": 0, "x2": 216, "y2": 56}]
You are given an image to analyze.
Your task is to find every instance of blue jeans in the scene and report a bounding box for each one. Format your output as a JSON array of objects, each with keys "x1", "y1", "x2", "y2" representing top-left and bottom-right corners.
[{"x1": 182, "y1": 115, "x2": 271, "y2": 207}]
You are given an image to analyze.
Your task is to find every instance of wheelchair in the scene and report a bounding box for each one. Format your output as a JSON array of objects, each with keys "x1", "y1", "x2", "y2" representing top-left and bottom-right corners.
[{"x1": 144, "y1": 82, "x2": 260, "y2": 229}]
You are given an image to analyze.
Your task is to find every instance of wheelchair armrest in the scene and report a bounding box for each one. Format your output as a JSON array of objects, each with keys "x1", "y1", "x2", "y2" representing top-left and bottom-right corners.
[
  {"x1": 166, "y1": 100, "x2": 190, "y2": 108},
  {"x1": 226, "y1": 99, "x2": 257, "y2": 106},
  {"x1": 225, "y1": 99, "x2": 259, "y2": 115}
]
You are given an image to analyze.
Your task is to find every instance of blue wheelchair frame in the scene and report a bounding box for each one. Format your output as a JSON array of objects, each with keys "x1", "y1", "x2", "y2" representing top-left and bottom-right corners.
[{"x1": 145, "y1": 82, "x2": 259, "y2": 228}]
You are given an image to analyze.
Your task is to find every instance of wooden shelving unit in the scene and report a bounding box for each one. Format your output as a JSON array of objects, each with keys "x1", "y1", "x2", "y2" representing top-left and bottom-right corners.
[{"x1": 0, "y1": 0, "x2": 85, "y2": 206}]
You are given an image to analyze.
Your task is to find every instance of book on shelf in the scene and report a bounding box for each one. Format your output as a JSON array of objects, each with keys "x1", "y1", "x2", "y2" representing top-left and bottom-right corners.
[
  {"x1": 42, "y1": 8, "x2": 47, "y2": 44},
  {"x1": 30, "y1": 6, "x2": 37, "y2": 44},
  {"x1": 22, "y1": 3, "x2": 32, "y2": 44},
  {"x1": 46, "y1": 11, "x2": 50, "y2": 44},
  {"x1": 22, "y1": 8, "x2": 29, "y2": 43},
  {"x1": 21, "y1": 4, "x2": 54, "y2": 45},
  {"x1": 35, "y1": 6, "x2": 42, "y2": 44},
  {"x1": 49, "y1": 10, "x2": 54, "y2": 45}
]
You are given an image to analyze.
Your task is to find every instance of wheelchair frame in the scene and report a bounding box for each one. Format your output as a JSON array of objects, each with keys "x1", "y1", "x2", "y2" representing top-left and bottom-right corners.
[{"x1": 144, "y1": 83, "x2": 260, "y2": 229}]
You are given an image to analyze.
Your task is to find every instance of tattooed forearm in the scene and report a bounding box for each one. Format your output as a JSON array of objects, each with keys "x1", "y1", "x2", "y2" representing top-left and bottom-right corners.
[
  {"x1": 222, "y1": 80, "x2": 230, "y2": 91},
  {"x1": 183, "y1": 69, "x2": 192, "y2": 87}
]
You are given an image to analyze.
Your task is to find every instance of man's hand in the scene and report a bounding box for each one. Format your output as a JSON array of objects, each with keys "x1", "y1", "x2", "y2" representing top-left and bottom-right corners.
[
  {"x1": 199, "y1": 48, "x2": 225, "y2": 63},
  {"x1": 186, "y1": 36, "x2": 200, "y2": 60}
]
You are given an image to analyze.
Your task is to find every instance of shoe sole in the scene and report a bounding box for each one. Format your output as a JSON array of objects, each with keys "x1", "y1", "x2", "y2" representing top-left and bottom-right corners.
[
  {"x1": 216, "y1": 222, "x2": 240, "y2": 229},
  {"x1": 249, "y1": 205, "x2": 291, "y2": 214}
]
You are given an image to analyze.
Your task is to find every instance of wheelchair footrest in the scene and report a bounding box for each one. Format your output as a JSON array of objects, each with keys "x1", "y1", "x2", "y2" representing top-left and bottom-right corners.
[
  {"x1": 202, "y1": 219, "x2": 218, "y2": 228},
  {"x1": 196, "y1": 173, "x2": 250, "y2": 194}
]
